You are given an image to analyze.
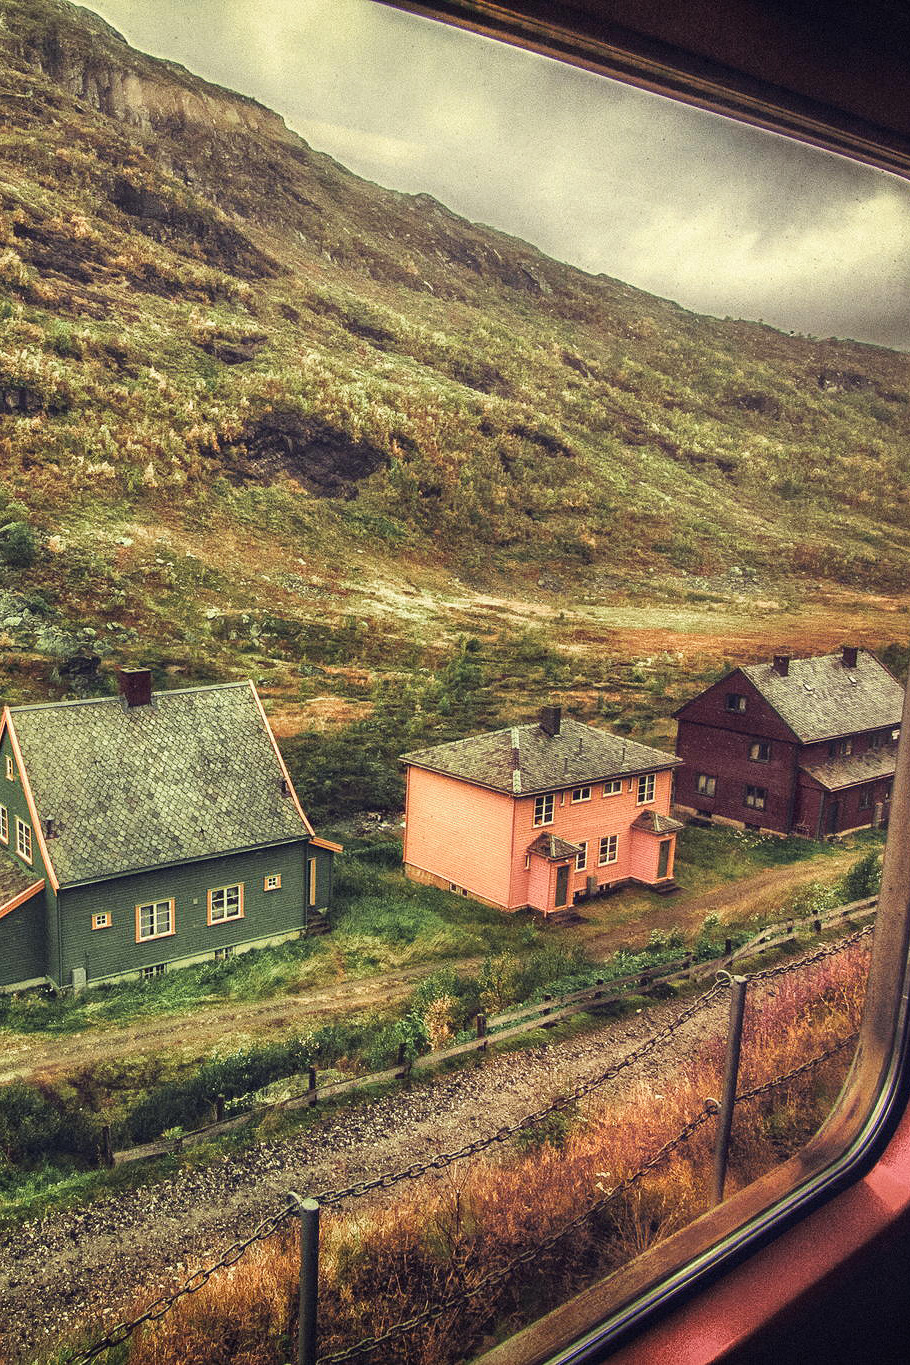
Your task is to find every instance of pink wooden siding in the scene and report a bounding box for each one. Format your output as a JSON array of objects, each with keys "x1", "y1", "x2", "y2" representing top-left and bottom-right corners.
[
  {"x1": 403, "y1": 767, "x2": 515, "y2": 906},
  {"x1": 526, "y1": 854, "x2": 552, "y2": 912},
  {"x1": 509, "y1": 769, "x2": 676, "y2": 908}
]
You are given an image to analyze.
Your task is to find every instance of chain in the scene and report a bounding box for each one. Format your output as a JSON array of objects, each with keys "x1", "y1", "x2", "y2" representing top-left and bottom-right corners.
[
  {"x1": 65, "y1": 1202, "x2": 296, "y2": 1364},
  {"x1": 315, "y1": 1104, "x2": 719, "y2": 1363},
  {"x1": 734, "y1": 1032, "x2": 859, "y2": 1105},
  {"x1": 315, "y1": 978, "x2": 729, "y2": 1208},
  {"x1": 749, "y1": 925, "x2": 873, "y2": 984}
]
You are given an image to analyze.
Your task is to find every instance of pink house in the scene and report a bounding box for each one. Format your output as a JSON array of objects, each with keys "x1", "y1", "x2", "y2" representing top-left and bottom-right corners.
[{"x1": 401, "y1": 706, "x2": 683, "y2": 916}]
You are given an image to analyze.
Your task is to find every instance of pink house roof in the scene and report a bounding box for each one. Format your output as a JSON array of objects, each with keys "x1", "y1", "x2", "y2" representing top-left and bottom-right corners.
[{"x1": 401, "y1": 716, "x2": 679, "y2": 795}]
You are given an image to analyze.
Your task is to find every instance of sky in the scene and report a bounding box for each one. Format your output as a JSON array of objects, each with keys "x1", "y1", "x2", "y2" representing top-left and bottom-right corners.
[{"x1": 80, "y1": 0, "x2": 910, "y2": 349}]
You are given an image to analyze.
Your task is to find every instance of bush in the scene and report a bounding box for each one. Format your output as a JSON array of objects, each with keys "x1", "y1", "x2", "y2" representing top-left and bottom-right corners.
[
  {"x1": 0, "y1": 520, "x2": 37, "y2": 567},
  {"x1": 840, "y1": 849, "x2": 882, "y2": 902},
  {"x1": 0, "y1": 1081, "x2": 99, "y2": 1167}
]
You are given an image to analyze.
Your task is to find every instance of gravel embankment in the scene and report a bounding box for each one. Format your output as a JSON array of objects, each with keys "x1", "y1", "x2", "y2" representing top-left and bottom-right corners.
[{"x1": 0, "y1": 992, "x2": 727, "y2": 1363}]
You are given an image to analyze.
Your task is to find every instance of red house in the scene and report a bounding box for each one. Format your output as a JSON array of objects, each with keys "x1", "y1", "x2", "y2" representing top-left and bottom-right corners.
[
  {"x1": 401, "y1": 706, "x2": 682, "y2": 916},
  {"x1": 674, "y1": 647, "x2": 903, "y2": 837}
]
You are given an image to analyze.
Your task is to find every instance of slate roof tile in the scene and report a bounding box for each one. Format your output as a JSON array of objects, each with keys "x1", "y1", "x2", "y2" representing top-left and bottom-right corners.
[
  {"x1": 527, "y1": 833, "x2": 584, "y2": 861},
  {"x1": 741, "y1": 651, "x2": 902, "y2": 743},
  {"x1": 401, "y1": 717, "x2": 679, "y2": 795},
  {"x1": 800, "y1": 746, "x2": 898, "y2": 792},
  {"x1": 8, "y1": 682, "x2": 310, "y2": 887},
  {"x1": 0, "y1": 856, "x2": 42, "y2": 908}
]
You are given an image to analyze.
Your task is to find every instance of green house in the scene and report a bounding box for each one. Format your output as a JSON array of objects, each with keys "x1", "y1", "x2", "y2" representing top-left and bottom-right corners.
[{"x1": 0, "y1": 671, "x2": 340, "y2": 991}]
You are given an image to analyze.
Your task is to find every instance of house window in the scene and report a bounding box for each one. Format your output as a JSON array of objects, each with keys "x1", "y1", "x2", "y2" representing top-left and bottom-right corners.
[
  {"x1": 575, "y1": 841, "x2": 588, "y2": 871},
  {"x1": 885, "y1": 782, "x2": 894, "y2": 800},
  {"x1": 136, "y1": 899, "x2": 174, "y2": 941},
  {"x1": 533, "y1": 793, "x2": 555, "y2": 825},
  {"x1": 142, "y1": 963, "x2": 167, "y2": 980},
  {"x1": 603, "y1": 779, "x2": 623, "y2": 797},
  {"x1": 0, "y1": 805, "x2": 7, "y2": 844},
  {"x1": 829, "y1": 738, "x2": 853, "y2": 757},
  {"x1": 696, "y1": 774, "x2": 716, "y2": 797},
  {"x1": 749, "y1": 740, "x2": 771, "y2": 761},
  {"x1": 15, "y1": 817, "x2": 31, "y2": 864},
  {"x1": 214, "y1": 945, "x2": 234, "y2": 960},
  {"x1": 91, "y1": 912, "x2": 111, "y2": 930},
  {"x1": 744, "y1": 785, "x2": 767, "y2": 811},
  {"x1": 859, "y1": 787, "x2": 873, "y2": 810},
  {"x1": 636, "y1": 773, "x2": 656, "y2": 804},
  {"x1": 870, "y1": 732, "x2": 884, "y2": 750},
  {"x1": 571, "y1": 786, "x2": 591, "y2": 803},
  {"x1": 208, "y1": 883, "x2": 244, "y2": 924},
  {"x1": 599, "y1": 834, "x2": 619, "y2": 865},
  {"x1": 5, "y1": 756, "x2": 13, "y2": 781},
  {"x1": 264, "y1": 874, "x2": 282, "y2": 891},
  {"x1": 725, "y1": 693, "x2": 747, "y2": 712}
]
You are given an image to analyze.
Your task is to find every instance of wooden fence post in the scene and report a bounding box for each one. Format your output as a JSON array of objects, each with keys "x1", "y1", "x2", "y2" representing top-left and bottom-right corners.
[
  {"x1": 712, "y1": 975, "x2": 748, "y2": 1205},
  {"x1": 476, "y1": 1011, "x2": 488, "y2": 1052},
  {"x1": 100, "y1": 1124, "x2": 114, "y2": 1168},
  {"x1": 215, "y1": 1094, "x2": 225, "y2": 1123},
  {"x1": 308, "y1": 1066, "x2": 317, "y2": 1106},
  {"x1": 289, "y1": 1193, "x2": 320, "y2": 1365}
]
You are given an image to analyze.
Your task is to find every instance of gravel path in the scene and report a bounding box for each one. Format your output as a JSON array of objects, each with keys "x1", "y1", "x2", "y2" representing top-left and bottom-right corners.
[{"x1": 0, "y1": 990, "x2": 727, "y2": 1363}]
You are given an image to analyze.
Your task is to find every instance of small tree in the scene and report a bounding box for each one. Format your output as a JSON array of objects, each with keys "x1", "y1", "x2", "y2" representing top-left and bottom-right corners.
[{"x1": 0, "y1": 520, "x2": 37, "y2": 568}]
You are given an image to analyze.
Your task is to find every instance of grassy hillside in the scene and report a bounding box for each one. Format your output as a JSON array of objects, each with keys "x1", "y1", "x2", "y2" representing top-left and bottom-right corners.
[{"x1": 0, "y1": 0, "x2": 907, "y2": 779}]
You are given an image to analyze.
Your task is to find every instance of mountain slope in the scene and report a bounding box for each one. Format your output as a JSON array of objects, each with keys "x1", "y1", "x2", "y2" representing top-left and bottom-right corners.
[{"x1": 0, "y1": 0, "x2": 907, "y2": 717}]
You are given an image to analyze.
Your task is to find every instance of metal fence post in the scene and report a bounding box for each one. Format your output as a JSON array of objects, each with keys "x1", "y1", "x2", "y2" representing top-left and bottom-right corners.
[
  {"x1": 712, "y1": 974, "x2": 748, "y2": 1205},
  {"x1": 289, "y1": 1192, "x2": 320, "y2": 1365}
]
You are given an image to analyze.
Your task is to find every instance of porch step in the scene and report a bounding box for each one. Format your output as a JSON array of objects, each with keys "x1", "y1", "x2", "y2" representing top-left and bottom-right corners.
[
  {"x1": 650, "y1": 879, "x2": 681, "y2": 896},
  {"x1": 306, "y1": 913, "x2": 331, "y2": 935}
]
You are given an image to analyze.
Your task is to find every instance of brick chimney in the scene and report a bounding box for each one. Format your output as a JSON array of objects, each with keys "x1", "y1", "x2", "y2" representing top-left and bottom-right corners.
[
  {"x1": 539, "y1": 705, "x2": 562, "y2": 736},
  {"x1": 118, "y1": 668, "x2": 152, "y2": 708},
  {"x1": 842, "y1": 645, "x2": 859, "y2": 669},
  {"x1": 772, "y1": 655, "x2": 790, "y2": 677}
]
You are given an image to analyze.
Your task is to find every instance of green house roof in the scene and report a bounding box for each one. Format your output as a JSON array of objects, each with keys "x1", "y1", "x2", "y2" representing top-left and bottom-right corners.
[{"x1": 7, "y1": 682, "x2": 312, "y2": 887}]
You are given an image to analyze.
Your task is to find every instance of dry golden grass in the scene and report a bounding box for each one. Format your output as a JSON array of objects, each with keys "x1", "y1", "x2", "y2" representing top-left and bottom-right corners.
[{"x1": 90, "y1": 945, "x2": 869, "y2": 1365}]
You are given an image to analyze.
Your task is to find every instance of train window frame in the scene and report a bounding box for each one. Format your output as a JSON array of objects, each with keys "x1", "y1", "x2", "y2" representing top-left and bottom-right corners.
[{"x1": 376, "y1": 3, "x2": 910, "y2": 1361}]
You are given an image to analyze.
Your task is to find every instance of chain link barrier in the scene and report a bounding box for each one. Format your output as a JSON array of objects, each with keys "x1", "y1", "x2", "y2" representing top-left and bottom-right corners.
[
  {"x1": 66, "y1": 1202, "x2": 296, "y2": 1365},
  {"x1": 314, "y1": 1103, "x2": 719, "y2": 1364},
  {"x1": 750, "y1": 924, "x2": 873, "y2": 984},
  {"x1": 314, "y1": 977, "x2": 729, "y2": 1209},
  {"x1": 63, "y1": 927, "x2": 868, "y2": 1365}
]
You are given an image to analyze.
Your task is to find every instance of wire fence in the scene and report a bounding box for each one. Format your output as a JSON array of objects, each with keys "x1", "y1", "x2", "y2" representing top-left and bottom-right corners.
[{"x1": 63, "y1": 925, "x2": 870, "y2": 1365}]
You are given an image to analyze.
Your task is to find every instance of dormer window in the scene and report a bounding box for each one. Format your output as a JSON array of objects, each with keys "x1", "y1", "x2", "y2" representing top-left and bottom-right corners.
[{"x1": 725, "y1": 693, "x2": 747, "y2": 713}]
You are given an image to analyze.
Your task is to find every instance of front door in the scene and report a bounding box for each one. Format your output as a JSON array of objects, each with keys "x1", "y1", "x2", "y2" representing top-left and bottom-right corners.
[
  {"x1": 657, "y1": 840, "x2": 670, "y2": 879},
  {"x1": 827, "y1": 800, "x2": 841, "y2": 835},
  {"x1": 554, "y1": 863, "x2": 570, "y2": 908}
]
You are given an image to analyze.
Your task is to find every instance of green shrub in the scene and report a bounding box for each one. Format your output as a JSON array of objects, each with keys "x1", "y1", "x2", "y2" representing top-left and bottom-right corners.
[
  {"x1": 0, "y1": 1081, "x2": 99, "y2": 1167},
  {"x1": 0, "y1": 520, "x2": 37, "y2": 567}
]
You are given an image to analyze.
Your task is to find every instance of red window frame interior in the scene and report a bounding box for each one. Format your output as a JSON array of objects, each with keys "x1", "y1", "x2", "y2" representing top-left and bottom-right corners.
[{"x1": 376, "y1": 4, "x2": 910, "y2": 1361}]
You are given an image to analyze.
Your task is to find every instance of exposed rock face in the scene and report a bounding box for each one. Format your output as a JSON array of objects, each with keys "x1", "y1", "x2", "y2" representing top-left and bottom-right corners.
[{"x1": 230, "y1": 412, "x2": 389, "y2": 496}]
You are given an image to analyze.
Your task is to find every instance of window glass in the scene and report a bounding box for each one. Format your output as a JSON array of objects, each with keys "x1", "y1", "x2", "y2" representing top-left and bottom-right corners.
[
  {"x1": 533, "y1": 793, "x2": 555, "y2": 825},
  {"x1": 137, "y1": 899, "x2": 173, "y2": 940},
  {"x1": 209, "y1": 884, "x2": 243, "y2": 923}
]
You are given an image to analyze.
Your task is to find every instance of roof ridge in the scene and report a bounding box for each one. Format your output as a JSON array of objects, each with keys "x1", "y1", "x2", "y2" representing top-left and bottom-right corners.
[{"x1": 9, "y1": 681, "x2": 252, "y2": 713}]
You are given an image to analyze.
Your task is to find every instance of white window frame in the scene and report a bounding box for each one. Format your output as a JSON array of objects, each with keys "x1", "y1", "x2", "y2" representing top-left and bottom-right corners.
[
  {"x1": 136, "y1": 898, "x2": 174, "y2": 942},
  {"x1": 533, "y1": 792, "x2": 555, "y2": 826},
  {"x1": 92, "y1": 912, "x2": 111, "y2": 931},
  {"x1": 5, "y1": 755, "x2": 13, "y2": 781},
  {"x1": 603, "y1": 778, "x2": 623, "y2": 797},
  {"x1": 142, "y1": 962, "x2": 167, "y2": 980},
  {"x1": 575, "y1": 841, "x2": 587, "y2": 871},
  {"x1": 744, "y1": 784, "x2": 767, "y2": 811},
  {"x1": 599, "y1": 834, "x2": 619, "y2": 866},
  {"x1": 571, "y1": 786, "x2": 591, "y2": 803},
  {"x1": 208, "y1": 883, "x2": 244, "y2": 925},
  {"x1": 0, "y1": 804, "x2": 7, "y2": 844},
  {"x1": 264, "y1": 873, "x2": 282, "y2": 891},
  {"x1": 696, "y1": 774, "x2": 717, "y2": 796},
  {"x1": 14, "y1": 817, "x2": 31, "y2": 864},
  {"x1": 637, "y1": 772, "x2": 656, "y2": 805}
]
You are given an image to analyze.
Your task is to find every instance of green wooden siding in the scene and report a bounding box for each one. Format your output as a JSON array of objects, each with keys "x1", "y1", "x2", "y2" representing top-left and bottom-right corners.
[
  {"x1": 0, "y1": 727, "x2": 50, "y2": 884},
  {"x1": 0, "y1": 891, "x2": 47, "y2": 987},
  {"x1": 59, "y1": 840, "x2": 312, "y2": 984}
]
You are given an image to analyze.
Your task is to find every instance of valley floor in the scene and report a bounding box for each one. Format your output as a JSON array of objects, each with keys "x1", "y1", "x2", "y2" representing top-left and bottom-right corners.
[{"x1": 0, "y1": 846, "x2": 863, "y2": 1085}]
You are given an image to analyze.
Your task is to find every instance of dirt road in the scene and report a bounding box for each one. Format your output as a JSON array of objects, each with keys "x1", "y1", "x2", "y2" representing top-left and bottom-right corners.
[
  {"x1": 0, "y1": 852, "x2": 858, "y2": 1085},
  {"x1": 0, "y1": 988, "x2": 729, "y2": 1364}
]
